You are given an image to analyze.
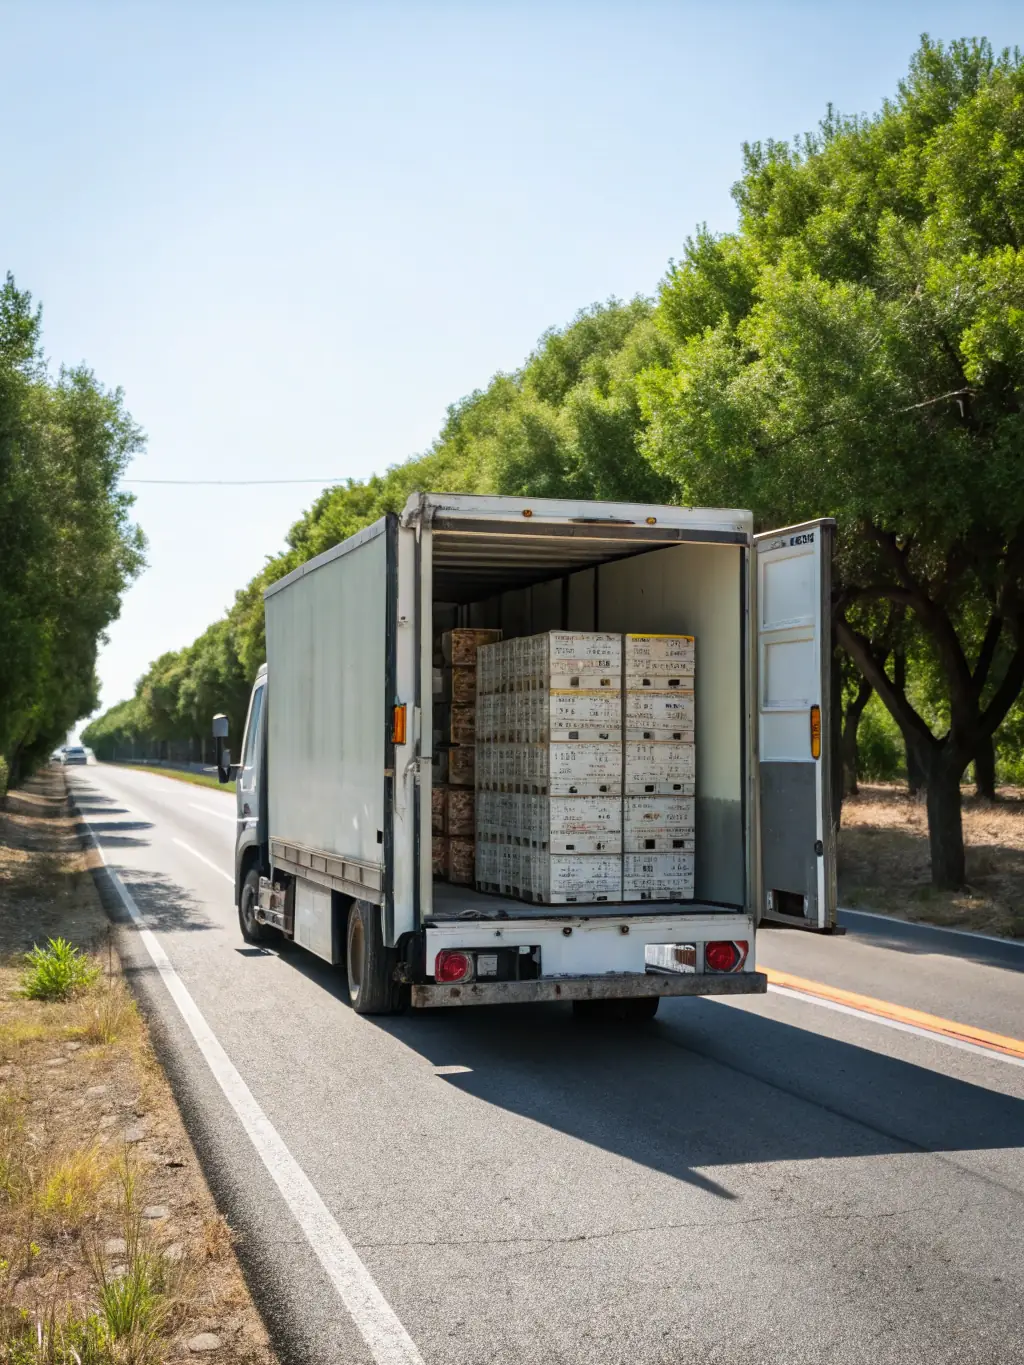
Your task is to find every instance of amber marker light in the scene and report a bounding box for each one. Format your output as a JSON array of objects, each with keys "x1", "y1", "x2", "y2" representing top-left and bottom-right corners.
[{"x1": 392, "y1": 704, "x2": 408, "y2": 745}]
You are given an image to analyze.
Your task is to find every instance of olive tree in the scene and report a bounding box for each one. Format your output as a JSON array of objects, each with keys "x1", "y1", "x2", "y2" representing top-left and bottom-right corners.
[{"x1": 640, "y1": 38, "x2": 1024, "y2": 888}]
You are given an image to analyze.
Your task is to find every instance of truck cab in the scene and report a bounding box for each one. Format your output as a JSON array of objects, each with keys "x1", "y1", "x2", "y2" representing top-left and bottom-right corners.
[{"x1": 220, "y1": 663, "x2": 268, "y2": 938}]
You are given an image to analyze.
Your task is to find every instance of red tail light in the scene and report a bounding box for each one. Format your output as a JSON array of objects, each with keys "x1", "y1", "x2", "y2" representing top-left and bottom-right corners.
[
  {"x1": 435, "y1": 950, "x2": 472, "y2": 983},
  {"x1": 704, "y1": 940, "x2": 749, "y2": 973}
]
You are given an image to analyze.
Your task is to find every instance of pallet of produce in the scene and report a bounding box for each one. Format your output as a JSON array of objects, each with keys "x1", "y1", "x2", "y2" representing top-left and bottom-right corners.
[
  {"x1": 624, "y1": 741, "x2": 695, "y2": 794},
  {"x1": 479, "y1": 632, "x2": 621, "y2": 693},
  {"x1": 441, "y1": 666, "x2": 477, "y2": 705},
  {"x1": 543, "y1": 632, "x2": 622, "y2": 690},
  {"x1": 446, "y1": 786, "x2": 475, "y2": 838},
  {"x1": 544, "y1": 690, "x2": 622, "y2": 742},
  {"x1": 624, "y1": 633, "x2": 695, "y2": 688},
  {"x1": 442, "y1": 627, "x2": 503, "y2": 666},
  {"x1": 447, "y1": 836, "x2": 476, "y2": 885},
  {"x1": 475, "y1": 839, "x2": 499, "y2": 891},
  {"x1": 624, "y1": 795, "x2": 695, "y2": 852},
  {"x1": 623, "y1": 851, "x2": 695, "y2": 901},
  {"x1": 624, "y1": 690, "x2": 695, "y2": 741},
  {"x1": 448, "y1": 744, "x2": 475, "y2": 787},
  {"x1": 546, "y1": 741, "x2": 622, "y2": 796},
  {"x1": 530, "y1": 851, "x2": 623, "y2": 904},
  {"x1": 520, "y1": 794, "x2": 622, "y2": 854},
  {"x1": 449, "y1": 704, "x2": 476, "y2": 746}
]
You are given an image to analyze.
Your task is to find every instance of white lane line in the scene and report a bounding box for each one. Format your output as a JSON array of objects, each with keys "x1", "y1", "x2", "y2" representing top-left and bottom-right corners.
[
  {"x1": 172, "y1": 839, "x2": 234, "y2": 884},
  {"x1": 189, "y1": 802, "x2": 236, "y2": 824},
  {"x1": 80, "y1": 810, "x2": 426, "y2": 1365},
  {"x1": 765, "y1": 984, "x2": 1024, "y2": 1070}
]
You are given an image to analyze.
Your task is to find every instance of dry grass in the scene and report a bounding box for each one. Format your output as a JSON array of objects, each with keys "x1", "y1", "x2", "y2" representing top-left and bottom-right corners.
[
  {"x1": 0, "y1": 769, "x2": 276, "y2": 1363},
  {"x1": 198, "y1": 1215, "x2": 234, "y2": 1265},
  {"x1": 30, "y1": 1146, "x2": 112, "y2": 1238},
  {"x1": 68, "y1": 977, "x2": 140, "y2": 1049},
  {"x1": 840, "y1": 782, "x2": 1024, "y2": 937}
]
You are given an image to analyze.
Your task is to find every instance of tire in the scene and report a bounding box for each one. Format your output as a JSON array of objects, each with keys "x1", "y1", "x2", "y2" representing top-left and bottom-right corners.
[
  {"x1": 238, "y1": 865, "x2": 271, "y2": 944},
  {"x1": 346, "y1": 899, "x2": 397, "y2": 1015},
  {"x1": 572, "y1": 995, "x2": 660, "y2": 1023}
]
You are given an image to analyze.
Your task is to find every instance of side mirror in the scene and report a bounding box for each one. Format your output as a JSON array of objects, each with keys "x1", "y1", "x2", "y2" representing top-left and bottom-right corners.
[{"x1": 212, "y1": 715, "x2": 233, "y2": 783}]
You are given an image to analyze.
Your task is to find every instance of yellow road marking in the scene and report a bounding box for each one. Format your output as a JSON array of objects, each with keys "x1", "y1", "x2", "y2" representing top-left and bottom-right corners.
[{"x1": 759, "y1": 966, "x2": 1024, "y2": 1061}]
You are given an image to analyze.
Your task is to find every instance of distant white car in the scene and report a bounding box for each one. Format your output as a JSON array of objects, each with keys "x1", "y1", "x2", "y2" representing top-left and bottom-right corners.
[{"x1": 59, "y1": 746, "x2": 88, "y2": 766}]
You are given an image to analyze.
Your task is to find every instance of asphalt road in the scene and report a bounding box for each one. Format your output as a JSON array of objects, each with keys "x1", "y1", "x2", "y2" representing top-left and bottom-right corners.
[{"x1": 70, "y1": 763, "x2": 1024, "y2": 1365}]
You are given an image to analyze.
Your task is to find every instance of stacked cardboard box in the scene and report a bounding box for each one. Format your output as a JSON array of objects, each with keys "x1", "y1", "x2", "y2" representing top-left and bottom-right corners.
[
  {"x1": 433, "y1": 628, "x2": 501, "y2": 884},
  {"x1": 623, "y1": 634, "x2": 696, "y2": 901},
  {"x1": 474, "y1": 631, "x2": 698, "y2": 905},
  {"x1": 476, "y1": 632, "x2": 623, "y2": 903}
]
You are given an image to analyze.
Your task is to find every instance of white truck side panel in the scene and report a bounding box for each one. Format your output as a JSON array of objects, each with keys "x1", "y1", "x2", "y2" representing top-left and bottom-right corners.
[{"x1": 265, "y1": 525, "x2": 386, "y2": 867}]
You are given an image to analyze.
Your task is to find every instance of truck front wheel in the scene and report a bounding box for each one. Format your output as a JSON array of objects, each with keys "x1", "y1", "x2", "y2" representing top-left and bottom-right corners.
[
  {"x1": 346, "y1": 900, "x2": 397, "y2": 1015},
  {"x1": 238, "y1": 866, "x2": 271, "y2": 945}
]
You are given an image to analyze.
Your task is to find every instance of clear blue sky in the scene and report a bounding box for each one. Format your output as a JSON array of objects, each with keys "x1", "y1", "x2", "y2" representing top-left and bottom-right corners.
[{"x1": 2, "y1": 2, "x2": 1020, "y2": 723}]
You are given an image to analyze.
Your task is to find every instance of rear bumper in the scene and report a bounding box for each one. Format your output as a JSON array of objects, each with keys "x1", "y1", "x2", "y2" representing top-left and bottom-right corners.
[{"x1": 412, "y1": 970, "x2": 767, "y2": 1008}]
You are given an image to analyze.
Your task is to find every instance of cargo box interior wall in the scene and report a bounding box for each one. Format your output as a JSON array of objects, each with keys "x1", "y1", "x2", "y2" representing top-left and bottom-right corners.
[{"x1": 426, "y1": 523, "x2": 746, "y2": 915}]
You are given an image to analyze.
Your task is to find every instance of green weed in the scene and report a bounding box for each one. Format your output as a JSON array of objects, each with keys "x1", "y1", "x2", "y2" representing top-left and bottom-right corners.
[
  {"x1": 97, "y1": 1257, "x2": 163, "y2": 1345},
  {"x1": 0, "y1": 1306, "x2": 110, "y2": 1363},
  {"x1": 19, "y1": 940, "x2": 99, "y2": 1002},
  {"x1": 32, "y1": 1148, "x2": 110, "y2": 1236}
]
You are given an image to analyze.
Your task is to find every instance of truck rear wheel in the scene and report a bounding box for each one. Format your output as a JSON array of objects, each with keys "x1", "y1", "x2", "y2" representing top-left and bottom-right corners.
[
  {"x1": 573, "y1": 996, "x2": 660, "y2": 1023},
  {"x1": 346, "y1": 900, "x2": 397, "y2": 1015}
]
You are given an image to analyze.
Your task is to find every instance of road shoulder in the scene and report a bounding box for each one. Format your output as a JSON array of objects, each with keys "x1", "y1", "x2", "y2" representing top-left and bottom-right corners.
[{"x1": 0, "y1": 767, "x2": 276, "y2": 1362}]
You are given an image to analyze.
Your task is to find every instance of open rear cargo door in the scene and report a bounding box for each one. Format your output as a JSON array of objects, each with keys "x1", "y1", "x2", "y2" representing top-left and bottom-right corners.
[{"x1": 754, "y1": 520, "x2": 837, "y2": 930}]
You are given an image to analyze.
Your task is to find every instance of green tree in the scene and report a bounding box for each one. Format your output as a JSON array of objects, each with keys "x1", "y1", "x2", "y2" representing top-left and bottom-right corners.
[
  {"x1": 640, "y1": 37, "x2": 1024, "y2": 888},
  {"x1": 0, "y1": 276, "x2": 144, "y2": 779}
]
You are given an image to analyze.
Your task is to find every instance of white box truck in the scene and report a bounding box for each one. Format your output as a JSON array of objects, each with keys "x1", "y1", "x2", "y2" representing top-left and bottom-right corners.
[{"x1": 214, "y1": 493, "x2": 837, "y2": 1017}]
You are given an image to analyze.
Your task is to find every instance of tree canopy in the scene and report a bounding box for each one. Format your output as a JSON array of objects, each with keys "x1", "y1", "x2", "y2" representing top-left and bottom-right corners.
[
  {"x1": 638, "y1": 36, "x2": 1024, "y2": 886},
  {"x1": 0, "y1": 275, "x2": 144, "y2": 787}
]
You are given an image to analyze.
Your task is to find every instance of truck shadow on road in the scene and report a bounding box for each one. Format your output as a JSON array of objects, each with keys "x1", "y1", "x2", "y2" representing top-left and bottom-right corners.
[{"x1": 369, "y1": 997, "x2": 1024, "y2": 1199}]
